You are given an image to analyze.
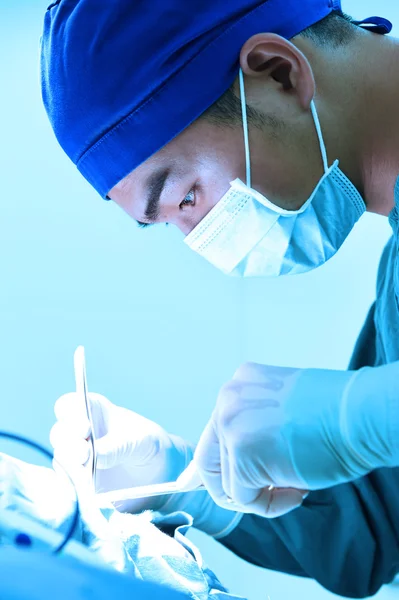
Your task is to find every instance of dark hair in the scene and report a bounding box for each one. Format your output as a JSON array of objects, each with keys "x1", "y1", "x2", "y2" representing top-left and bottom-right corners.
[
  {"x1": 202, "y1": 84, "x2": 273, "y2": 129},
  {"x1": 203, "y1": 10, "x2": 357, "y2": 127},
  {"x1": 299, "y1": 9, "x2": 356, "y2": 47}
]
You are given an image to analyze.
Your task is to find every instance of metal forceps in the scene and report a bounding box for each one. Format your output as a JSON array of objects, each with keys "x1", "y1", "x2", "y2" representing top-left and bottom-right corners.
[
  {"x1": 97, "y1": 460, "x2": 206, "y2": 504},
  {"x1": 73, "y1": 346, "x2": 97, "y2": 489}
]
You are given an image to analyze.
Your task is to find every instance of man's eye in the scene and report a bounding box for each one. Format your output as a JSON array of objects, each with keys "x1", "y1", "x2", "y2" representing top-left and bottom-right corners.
[{"x1": 179, "y1": 189, "x2": 195, "y2": 209}]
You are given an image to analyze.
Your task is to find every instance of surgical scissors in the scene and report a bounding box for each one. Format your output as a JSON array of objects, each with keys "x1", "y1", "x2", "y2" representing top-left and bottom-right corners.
[{"x1": 73, "y1": 346, "x2": 97, "y2": 490}]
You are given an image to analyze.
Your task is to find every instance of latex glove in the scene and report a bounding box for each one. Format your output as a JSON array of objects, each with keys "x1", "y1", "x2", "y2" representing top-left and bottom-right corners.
[
  {"x1": 50, "y1": 392, "x2": 242, "y2": 537},
  {"x1": 181, "y1": 362, "x2": 399, "y2": 518}
]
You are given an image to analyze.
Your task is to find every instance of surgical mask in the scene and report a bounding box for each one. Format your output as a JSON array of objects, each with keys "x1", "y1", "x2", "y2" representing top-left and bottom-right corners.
[{"x1": 184, "y1": 70, "x2": 366, "y2": 277}]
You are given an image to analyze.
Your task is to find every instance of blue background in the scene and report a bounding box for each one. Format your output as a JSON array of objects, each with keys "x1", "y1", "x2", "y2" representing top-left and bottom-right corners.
[{"x1": 0, "y1": 1, "x2": 398, "y2": 598}]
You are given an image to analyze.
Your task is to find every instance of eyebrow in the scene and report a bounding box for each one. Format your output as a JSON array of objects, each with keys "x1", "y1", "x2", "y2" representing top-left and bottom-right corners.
[{"x1": 136, "y1": 168, "x2": 170, "y2": 228}]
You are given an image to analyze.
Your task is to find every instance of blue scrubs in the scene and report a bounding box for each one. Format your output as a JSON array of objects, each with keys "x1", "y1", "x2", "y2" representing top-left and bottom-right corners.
[{"x1": 221, "y1": 176, "x2": 399, "y2": 598}]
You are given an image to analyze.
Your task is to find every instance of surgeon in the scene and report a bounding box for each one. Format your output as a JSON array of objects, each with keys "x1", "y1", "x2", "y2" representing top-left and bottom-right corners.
[{"x1": 41, "y1": 0, "x2": 399, "y2": 597}]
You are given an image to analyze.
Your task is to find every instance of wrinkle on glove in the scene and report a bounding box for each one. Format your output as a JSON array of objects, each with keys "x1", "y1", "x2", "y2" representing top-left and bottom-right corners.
[{"x1": 189, "y1": 361, "x2": 399, "y2": 519}]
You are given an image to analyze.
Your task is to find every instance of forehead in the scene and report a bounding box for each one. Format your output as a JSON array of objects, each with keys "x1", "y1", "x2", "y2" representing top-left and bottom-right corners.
[
  {"x1": 110, "y1": 116, "x2": 242, "y2": 198},
  {"x1": 111, "y1": 118, "x2": 201, "y2": 195}
]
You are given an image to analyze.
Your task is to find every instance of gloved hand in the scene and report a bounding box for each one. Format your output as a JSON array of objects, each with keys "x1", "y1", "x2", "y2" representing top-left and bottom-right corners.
[
  {"x1": 50, "y1": 392, "x2": 242, "y2": 537},
  {"x1": 179, "y1": 362, "x2": 399, "y2": 518}
]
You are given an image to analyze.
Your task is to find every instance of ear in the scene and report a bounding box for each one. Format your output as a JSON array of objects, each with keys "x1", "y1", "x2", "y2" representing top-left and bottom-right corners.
[{"x1": 239, "y1": 33, "x2": 315, "y2": 111}]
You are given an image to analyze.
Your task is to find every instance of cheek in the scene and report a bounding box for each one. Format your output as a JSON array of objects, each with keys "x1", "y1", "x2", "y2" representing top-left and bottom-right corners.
[
  {"x1": 250, "y1": 124, "x2": 325, "y2": 210},
  {"x1": 170, "y1": 205, "x2": 207, "y2": 236},
  {"x1": 249, "y1": 138, "x2": 311, "y2": 210},
  {"x1": 201, "y1": 139, "x2": 246, "y2": 182}
]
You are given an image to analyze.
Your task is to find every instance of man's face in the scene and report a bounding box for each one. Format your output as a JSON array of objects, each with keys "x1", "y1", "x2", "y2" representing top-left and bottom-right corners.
[
  {"x1": 109, "y1": 113, "x2": 322, "y2": 236},
  {"x1": 109, "y1": 117, "x2": 249, "y2": 235},
  {"x1": 109, "y1": 36, "x2": 324, "y2": 235}
]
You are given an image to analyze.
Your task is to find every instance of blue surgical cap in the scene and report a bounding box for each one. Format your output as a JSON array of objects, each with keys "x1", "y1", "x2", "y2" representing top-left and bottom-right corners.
[{"x1": 40, "y1": 0, "x2": 390, "y2": 198}]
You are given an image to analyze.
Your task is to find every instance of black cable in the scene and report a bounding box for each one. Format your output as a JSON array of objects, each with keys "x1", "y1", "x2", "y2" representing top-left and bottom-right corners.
[{"x1": 0, "y1": 431, "x2": 80, "y2": 554}]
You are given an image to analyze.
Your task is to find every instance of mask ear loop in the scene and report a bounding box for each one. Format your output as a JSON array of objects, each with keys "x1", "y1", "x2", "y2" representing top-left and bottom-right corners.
[
  {"x1": 240, "y1": 71, "x2": 329, "y2": 181},
  {"x1": 240, "y1": 73, "x2": 329, "y2": 181},
  {"x1": 239, "y1": 69, "x2": 251, "y2": 188},
  {"x1": 310, "y1": 100, "x2": 329, "y2": 174}
]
